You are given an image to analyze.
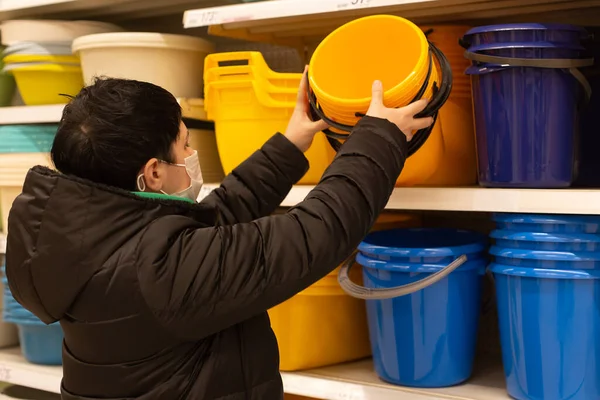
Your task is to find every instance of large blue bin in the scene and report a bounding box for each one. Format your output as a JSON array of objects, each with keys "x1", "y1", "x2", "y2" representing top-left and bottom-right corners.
[
  {"x1": 492, "y1": 213, "x2": 600, "y2": 233},
  {"x1": 490, "y1": 264, "x2": 600, "y2": 400},
  {"x1": 357, "y1": 228, "x2": 487, "y2": 387},
  {"x1": 463, "y1": 23, "x2": 587, "y2": 46}
]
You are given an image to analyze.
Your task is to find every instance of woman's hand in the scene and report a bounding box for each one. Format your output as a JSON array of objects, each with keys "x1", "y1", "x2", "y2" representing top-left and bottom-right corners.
[
  {"x1": 284, "y1": 66, "x2": 329, "y2": 153},
  {"x1": 366, "y1": 80, "x2": 434, "y2": 141}
]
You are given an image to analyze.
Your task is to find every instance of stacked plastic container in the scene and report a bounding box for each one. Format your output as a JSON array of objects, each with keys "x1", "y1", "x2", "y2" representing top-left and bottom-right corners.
[
  {"x1": 489, "y1": 213, "x2": 600, "y2": 400},
  {"x1": 203, "y1": 51, "x2": 335, "y2": 185},
  {"x1": 0, "y1": 124, "x2": 57, "y2": 233},
  {"x1": 2, "y1": 268, "x2": 63, "y2": 365},
  {"x1": 462, "y1": 24, "x2": 591, "y2": 188},
  {"x1": 72, "y1": 32, "x2": 214, "y2": 98},
  {"x1": 344, "y1": 228, "x2": 488, "y2": 388},
  {"x1": 0, "y1": 20, "x2": 121, "y2": 105}
]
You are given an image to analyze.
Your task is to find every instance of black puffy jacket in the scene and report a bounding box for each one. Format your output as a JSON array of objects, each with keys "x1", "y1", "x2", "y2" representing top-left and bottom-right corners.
[{"x1": 6, "y1": 116, "x2": 407, "y2": 399}]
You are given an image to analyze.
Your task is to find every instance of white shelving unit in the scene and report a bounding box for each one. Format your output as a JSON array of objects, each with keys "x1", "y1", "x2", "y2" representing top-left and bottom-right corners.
[
  {"x1": 0, "y1": 0, "x2": 598, "y2": 399},
  {"x1": 0, "y1": 347, "x2": 508, "y2": 399}
]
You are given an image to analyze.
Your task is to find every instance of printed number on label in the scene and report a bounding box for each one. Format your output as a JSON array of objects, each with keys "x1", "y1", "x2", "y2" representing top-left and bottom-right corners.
[{"x1": 338, "y1": 0, "x2": 372, "y2": 9}]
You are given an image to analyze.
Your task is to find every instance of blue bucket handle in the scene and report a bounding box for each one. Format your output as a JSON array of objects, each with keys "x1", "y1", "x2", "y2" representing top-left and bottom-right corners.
[
  {"x1": 463, "y1": 51, "x2": 594, "y2": 100},
  {"x1": 338, "y1": 252, "x2": 468, "y2": 299}
]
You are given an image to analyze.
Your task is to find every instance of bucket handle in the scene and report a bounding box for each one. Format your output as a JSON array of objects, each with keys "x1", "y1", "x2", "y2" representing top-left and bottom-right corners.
[
  {"x1": 464, "y1": 51, "x2": 594, "y2": 100},
  {"x1": 338, "y1": 253, "x2": 468, "y2": 299}
]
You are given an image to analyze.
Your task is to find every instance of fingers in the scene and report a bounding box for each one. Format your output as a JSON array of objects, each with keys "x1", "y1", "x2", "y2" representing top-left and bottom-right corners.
[
  {"x1": 401, "y1": 98, "x2": 429, "y2": 116},
  {"x1": 411, "y1": 116, "x2": 435, "y2": 131},
  {"x1": 311, "y1": 119, "x2": 330, "y2": 133},
  {"x1": 295, "y1": 66, "x2": 309, "y2": 112},
  {"x1": 369, "y1": 80, "x2": 384, "y2": 108}
]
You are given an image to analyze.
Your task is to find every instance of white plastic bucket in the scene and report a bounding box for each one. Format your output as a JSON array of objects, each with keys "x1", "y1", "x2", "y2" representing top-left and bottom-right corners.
[{"x1": 72, "y1": 32, "x2": 215, "y2": 98}]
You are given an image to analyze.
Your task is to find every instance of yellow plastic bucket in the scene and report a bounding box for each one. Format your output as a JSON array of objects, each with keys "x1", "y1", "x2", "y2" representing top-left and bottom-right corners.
[
  {"x1": 203, "y1": 52, "x2": 335, "y2": 185},
  {"x1": 3, "y1": 54, "x2": 80, "y2": 65},
  {"x1": 8, "y1": 64, "x2": 83, "y2": 105},
  {"x1": 309, "y1": 16, "x2": 436, "y2": 125},
  {"x1": 270, "y1": 213, "x2": 421, "y2": 372}
]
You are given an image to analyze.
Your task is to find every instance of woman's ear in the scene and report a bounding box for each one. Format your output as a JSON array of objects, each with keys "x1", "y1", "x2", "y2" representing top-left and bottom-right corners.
[{"x1": 139, "y1": 158, "x2": 164, "y2": 192}]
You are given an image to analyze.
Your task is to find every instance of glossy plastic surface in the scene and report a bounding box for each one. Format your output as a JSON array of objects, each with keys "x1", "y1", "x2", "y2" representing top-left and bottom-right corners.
[
  {"x1": 491, "y1": 246, "x2": 600, "y2": 270},
  {"x1": 0, "y1": 124, "x2": 58, "y2": 153},
  {"x1": 468, "y1": 61, "x2": 580, "y2": 187},
  {"x1": 362, "y1": 258, "x2": 485, "y2": 387},
  {"x1": 357, "y1": 229, "x2": 487, "y2": 387},
  {"x1": 493, "y1": 213, "x2": 600, "y2": 233},
  {"x1": 358, "y1": 228, "x2": 487, "y2": 262},
  {"x1": 491, "y1": 263, "x2": 600, "y2": 400},
  {"x1": 491, "y1": 229, "x2": 600, "y2": 252},
  {"x1": 463, "y1": 23, "x2": 587, "y2": 46},
  {"x1": 18, "y1": 323, "x2": 63, "y2": 365}
]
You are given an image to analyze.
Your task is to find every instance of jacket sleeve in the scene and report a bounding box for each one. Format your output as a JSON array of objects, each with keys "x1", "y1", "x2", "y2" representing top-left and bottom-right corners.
[
  {"x1": 200, "y1": 133, "x2": 308, "y2": 224},
  {"x1": 136, "y1": 116, "x2": 407, "y2": 340}
]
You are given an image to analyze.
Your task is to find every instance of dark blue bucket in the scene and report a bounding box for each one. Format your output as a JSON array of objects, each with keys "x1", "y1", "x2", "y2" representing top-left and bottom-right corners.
[
  {"x1": 490, "y1": 246, "x2": 600, "y2": 270},
  {"x1": 356, "y1": 228, "x2": 487, "y2": 387},
  {"x1": 490, "y1": 264, "x2": 600, "y2": 400},
  {"x1": 462, "y1": 23, "x2": 588, "y2": 47},
  {"x1": 466, "y1": 40, "x2": 588, "y2": 187},
  {"x1": 491, "y1": 230, "x2": 600, "y2": 252},
  {"x1": 493, "y1": 213, "x2": 600, "y2": 233}
]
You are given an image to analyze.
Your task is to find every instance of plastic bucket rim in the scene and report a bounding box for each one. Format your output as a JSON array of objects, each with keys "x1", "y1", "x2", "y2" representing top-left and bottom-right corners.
[
  {"x1": 488, "y1": 262, "x2": 600, "y2": 279},
  {"x1": 467, "y1": 41, "x2": 586, "y2": 53},
  {"x1": 464, "y1": 23, "x2": 588, "y2": 36},
  {"x1": 490, "y1": 229, "x2": 600, "y2": 243},
  {"x1": 358, "y1": 228, "x2": 488, "y2": 258},
  {"x1": 490, "y1": 245, "x2": 600, "y2": 261},
  {"x1": 358, "y1": 254, "x2": 488, "y2": 273},
  {"x1": 493, "y1": 213, "x2": 600, "y2": 225},
  {"x1": 309, "y1": 14, "x2": 430, "y2": 106}
]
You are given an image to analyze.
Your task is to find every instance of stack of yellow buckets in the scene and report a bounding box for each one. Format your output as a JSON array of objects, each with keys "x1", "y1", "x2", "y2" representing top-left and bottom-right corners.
[
  {"x1": 307, "y1": 16, "x2": 477, "y2": 187},
  {"x1": 203, "y1": 51, "x2": 335, "y2": 185}
]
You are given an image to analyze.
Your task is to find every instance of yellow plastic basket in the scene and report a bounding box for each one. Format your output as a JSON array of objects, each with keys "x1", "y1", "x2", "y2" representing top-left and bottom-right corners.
[
  {"x1": 9, "y1": 64, "x2": 83, "y2": 105},
  {"x1": 204, "y1": 53, "x2": 335, "y2": 185}
]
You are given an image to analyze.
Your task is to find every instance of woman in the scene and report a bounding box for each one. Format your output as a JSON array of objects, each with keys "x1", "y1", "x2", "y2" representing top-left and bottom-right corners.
[{"x1": 6, "y1": 70, "x2": 432, "y2": 399}]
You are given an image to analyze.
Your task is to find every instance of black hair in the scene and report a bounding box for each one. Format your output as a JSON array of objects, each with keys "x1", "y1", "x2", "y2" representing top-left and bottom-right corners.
[{"x1": 51, "y1": 77, "x2": 182, "y2": 190}]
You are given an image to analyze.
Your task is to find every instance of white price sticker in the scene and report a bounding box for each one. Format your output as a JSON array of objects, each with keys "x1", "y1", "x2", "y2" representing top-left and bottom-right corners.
[
  {"x1": 337, "y1": 0, "x2": 373, "y2": 10},
  {"x1": 0, "y1": 364, "x2": 12, "y2": 381},
  {"x1": 187, "y1": 10, "x2": 220, "y2": 26}
]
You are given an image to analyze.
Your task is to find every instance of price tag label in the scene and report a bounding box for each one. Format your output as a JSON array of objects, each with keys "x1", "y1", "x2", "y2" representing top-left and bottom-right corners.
[
  {"x1": 187, "y1": 10, "x2": 220, "y2": 26},
  {"x1": 0, "y1": 364, "x2": 12, "y2": 381},
  {"x1": 337, "y1": 0, "x2": 373, "y2": 10}
]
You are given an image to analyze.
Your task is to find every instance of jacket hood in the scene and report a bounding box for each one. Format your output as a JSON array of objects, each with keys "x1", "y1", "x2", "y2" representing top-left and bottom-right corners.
[{"x1": 5, "y1": 166, "x2": 217, "y2": 324}]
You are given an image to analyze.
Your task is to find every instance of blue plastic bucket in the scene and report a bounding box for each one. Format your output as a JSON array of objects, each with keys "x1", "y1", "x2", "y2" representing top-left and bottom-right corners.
[
  {"x1": 491, "y1": 230, "x2": 600, "y2": 252},
  {"x1": 490, "y1": 246, "x2": 600, "y2": 270},
  {"x1": 493, "y1": 213, "x2": 600, "y2": 233},
  {"x1": 466, "y1": 53, "x2": 584, "y2": 187},
  {"x1": 463, "y1": 23, "x2": 587, "y2": 46},
  {"x1": 0, "y1": 124, "x2": 58, "y2": 153},
  {"x1": 490, "y1": 264, "x2": 600, "y2": 400},
  {"x1": 356, "y1": 228, "x2": 487, "y2": 387},
  {"x1": 17, "y1": 322, "x2": 63, "y2": 365}
]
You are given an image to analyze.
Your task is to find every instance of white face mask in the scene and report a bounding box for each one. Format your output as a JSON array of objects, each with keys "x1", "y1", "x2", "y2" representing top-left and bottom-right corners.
[{"x1": 137, "y1": 150, "x2": 204, "y2": 202}]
